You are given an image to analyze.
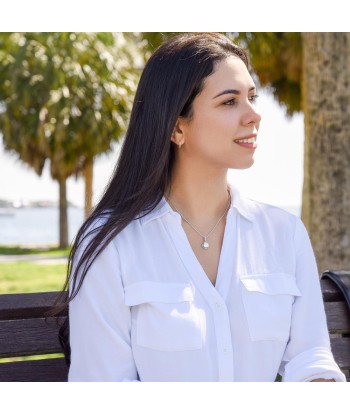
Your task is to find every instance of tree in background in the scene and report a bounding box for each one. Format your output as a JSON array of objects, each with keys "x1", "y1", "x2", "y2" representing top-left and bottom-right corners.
[
  {"x1": 235, "y1": 32, "x2": 302, "y2": 115},
  {"x1": 235, "y1": 32, "x2": 350, "y2": 272},
  {"x1": 0, "y1": 32, "x2": 143, "y2": 247},
  {"x1": 301, "y1": 33, "x2": 350, "y2": 272}
]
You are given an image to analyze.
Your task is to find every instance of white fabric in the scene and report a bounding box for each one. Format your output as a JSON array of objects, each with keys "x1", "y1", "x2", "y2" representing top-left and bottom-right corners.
[{"x1": 68, "y1": 183, "x2": 346, "y2": 382}]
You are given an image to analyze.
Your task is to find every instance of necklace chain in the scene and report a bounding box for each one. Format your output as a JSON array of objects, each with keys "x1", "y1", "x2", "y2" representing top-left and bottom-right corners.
[{"x1": 165, "y1": 190, "x2": 231, "y2": 250}]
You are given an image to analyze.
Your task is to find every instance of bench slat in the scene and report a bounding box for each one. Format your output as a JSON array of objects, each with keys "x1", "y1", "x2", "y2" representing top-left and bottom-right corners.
[
  {"x1": 0, "y1": 317, "x2": 63, "y2": 358},
  {"x1": 0, "y1": 291, "x2": 66, "y2": 320},
  {"x1": 321, "y1": 279, "x2": 346, "y2": 302},
  {"x1": 331, "y1": 337, "x2": 350, "y2": 370},
  {"x1": 325, "y1": 301, "x2": 350, "y2": 333},
  {"x1": 0, "y1": 358, "x2": 68, "y2": 382}
]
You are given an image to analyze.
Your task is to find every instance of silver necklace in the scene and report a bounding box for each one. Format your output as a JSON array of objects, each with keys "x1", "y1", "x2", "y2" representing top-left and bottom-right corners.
[{"x1": 165, "y1": 191, "x2": 231, "y2": 250}]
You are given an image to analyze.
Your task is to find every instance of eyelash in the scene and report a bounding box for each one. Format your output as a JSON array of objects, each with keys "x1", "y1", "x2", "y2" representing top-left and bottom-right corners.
[{"x1": 223, "y1": 94, "x2": 259, "y2": 106}]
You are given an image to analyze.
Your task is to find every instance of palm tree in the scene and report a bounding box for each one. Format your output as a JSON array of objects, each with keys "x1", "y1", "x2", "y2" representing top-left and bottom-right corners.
[{"x1": 0, "y1": 32, "x2": 142, "y2": 247}]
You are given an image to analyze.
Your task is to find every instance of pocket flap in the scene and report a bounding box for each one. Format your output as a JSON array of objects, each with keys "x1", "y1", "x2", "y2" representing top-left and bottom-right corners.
[
  {"x1": 124, "y1": 282, "x2": 194, "y2": 306},
  {"x1": 240, "y1": 273, "x2": 302, "y2": 296}
]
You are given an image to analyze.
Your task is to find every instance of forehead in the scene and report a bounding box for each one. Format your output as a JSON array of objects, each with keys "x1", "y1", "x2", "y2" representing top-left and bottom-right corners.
[{"x1": 202, "y1": 56, "x2": 255, "y2": 94}]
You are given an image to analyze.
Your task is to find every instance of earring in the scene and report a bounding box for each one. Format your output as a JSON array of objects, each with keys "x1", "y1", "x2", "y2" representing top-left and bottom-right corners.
[{"x1": 178, "y1": 141, "x2": 184, "y2": 149}]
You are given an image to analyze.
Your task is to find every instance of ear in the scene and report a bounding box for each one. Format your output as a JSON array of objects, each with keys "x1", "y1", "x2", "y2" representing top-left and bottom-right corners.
[{"x1": 170, "y1": 117, "x2": 186, "y2": 146}]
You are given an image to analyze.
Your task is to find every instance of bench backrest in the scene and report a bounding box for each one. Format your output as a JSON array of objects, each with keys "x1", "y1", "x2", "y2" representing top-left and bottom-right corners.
[
  {"x1": 321, "y1": 278, "x2": 350, "y2": 381},
  {"x1": 0, "y1": 291, "x2": 68, "y2": 382}
]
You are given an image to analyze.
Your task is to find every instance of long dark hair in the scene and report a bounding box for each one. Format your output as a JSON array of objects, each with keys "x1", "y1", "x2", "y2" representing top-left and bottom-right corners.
[{"x1": 57, "y1": 32, "x2": 248, "y2": 365}]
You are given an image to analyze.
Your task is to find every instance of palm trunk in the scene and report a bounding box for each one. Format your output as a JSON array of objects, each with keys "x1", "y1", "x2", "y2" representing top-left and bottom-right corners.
[
  {"x1": 301, "y1": 33, "x2": 350, "y2": 272},
  {"x1": 58, "y1": 175, "x2": 68, "y2": 248},
  {"x1": 84, "y1": 158, "x2": 93, "y2": 218}
]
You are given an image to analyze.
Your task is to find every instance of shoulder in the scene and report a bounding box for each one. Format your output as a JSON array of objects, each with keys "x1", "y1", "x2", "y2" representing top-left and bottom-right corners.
[
  {"x1": 72, "y1": 210, "x2": 120, "y2": 264},
  {"x1": 248, "y1": 199, "x2": 298, "y2": 241},
  {"x1": 78, "y1": 211, "x2": 112, "y2": 243},
  {"x1": 231, "y1": 189, "x2": 304, "y2": 249},
  {"x1": 247, "y1": 198, "x2": 298, "y2": 223},
  {"x1": 80, "y1": 203, "x2": 167, "y2": 253},
  {"x1": 236, "y1": 195, "x2": 312, "y2": 266},
  {"x1": 230, "y1": 183, "x2": 299, "y2": 229}
]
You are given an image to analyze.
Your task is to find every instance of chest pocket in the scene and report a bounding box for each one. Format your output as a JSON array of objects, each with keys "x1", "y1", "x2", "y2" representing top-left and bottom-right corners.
[
  {"x1": 240, "y1": 273, "x2": 302, "y2": 342},
  {"x1": 124, "y1": 282, "x2": 202, "y2": 351}
]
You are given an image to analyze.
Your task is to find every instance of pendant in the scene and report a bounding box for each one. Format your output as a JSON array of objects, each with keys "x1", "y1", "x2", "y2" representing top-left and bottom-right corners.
[{"x1": 201, "y1": 239, "x2": 209, "y2": 250}]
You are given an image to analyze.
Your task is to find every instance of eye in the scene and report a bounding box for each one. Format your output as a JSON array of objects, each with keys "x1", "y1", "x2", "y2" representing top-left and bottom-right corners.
[
  {"x1": 223, "y1": 98, "x2": 237, "y2": 106},
  {"x1": 249, "y1": 94, "x2": 259, "y2": 104}
]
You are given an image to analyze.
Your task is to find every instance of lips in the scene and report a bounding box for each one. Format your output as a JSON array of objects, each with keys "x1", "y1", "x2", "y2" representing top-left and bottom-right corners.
[{"x1": 233, "y1": 134, "x2": 257, "y2": 148}]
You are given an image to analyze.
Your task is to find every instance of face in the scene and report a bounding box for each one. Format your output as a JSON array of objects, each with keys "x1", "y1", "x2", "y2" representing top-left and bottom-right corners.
[{"x1": 176, "y1": 56, "x2": 261, "y2": 170}]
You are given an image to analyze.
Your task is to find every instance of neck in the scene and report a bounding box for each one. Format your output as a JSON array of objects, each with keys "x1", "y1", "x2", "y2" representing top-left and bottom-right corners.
[{"x1": 166, "y1": 160, "x2": 230, "y2": 225}]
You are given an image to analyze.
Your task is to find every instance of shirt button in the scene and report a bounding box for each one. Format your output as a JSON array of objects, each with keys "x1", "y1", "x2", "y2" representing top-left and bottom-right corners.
[
  {"x1": 223, "y1": 348, "x2": 228, "y2": 353},
  {"x1": 215, "y1": 301, "x2": 221, "y2": 309}
]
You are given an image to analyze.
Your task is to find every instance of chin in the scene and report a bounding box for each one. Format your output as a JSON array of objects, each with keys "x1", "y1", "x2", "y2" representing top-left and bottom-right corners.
[{"x1": 230, "y1": 158, "x2": 255, "y2": 170}]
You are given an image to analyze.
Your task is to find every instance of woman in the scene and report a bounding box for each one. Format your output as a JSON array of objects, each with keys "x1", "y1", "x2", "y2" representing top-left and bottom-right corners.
[{"x1": 65, "y1": 33, "x2": 345, "y2": 381}]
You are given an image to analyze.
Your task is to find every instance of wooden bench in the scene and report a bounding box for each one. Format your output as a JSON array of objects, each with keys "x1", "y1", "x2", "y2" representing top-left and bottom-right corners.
[
  {"x1": 0, "y1": 274, "x2": 349, "y2": 382},
  {"x1": 0, "y1": 291, "x2": 68, "y2": 381},
  {"x1": 320, "y1": 271, "x2": 350, "y2": 381}
]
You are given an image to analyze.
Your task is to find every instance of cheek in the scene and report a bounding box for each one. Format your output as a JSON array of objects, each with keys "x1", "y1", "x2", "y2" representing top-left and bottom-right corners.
[
  {"x1": 188, "y1": 112, "x2": 238, "y2": 143},
  {"x1": 185, "y1": 114, "x2": 256, "y2": 169}
]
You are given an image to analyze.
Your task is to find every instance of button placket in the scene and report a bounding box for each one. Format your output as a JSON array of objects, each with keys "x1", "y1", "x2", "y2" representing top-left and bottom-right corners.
[{"x1": 210, "y1": 296, "x2": 234, "y2": 380}]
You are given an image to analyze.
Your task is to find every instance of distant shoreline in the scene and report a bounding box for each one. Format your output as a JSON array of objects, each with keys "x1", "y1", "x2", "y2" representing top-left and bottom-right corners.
[
  {"x1": 0, "y1": 206, "x2": 85, "y2": 246},
  {"x1": 0, "y1": 204, "x2": 301, "y2": 246},
  {"x1": 0, "y1": 202, "x2": 81, "y2": 209}
]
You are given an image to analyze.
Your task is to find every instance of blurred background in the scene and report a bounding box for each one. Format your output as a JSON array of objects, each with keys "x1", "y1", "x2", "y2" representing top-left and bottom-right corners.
[{"x1": 0, "y1": 32, "x2": 349, "y2": 295}]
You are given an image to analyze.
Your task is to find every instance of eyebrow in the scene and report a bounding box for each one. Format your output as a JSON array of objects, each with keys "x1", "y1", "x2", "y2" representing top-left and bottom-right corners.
[{"x1": 212, "y1": 86, "x2": 256, "y2": 99}]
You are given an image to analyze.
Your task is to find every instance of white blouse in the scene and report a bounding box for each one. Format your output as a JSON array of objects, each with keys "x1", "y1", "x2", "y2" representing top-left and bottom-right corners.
[{"x1": 68, "y1": 184, "x2": 346, "y2": 382}]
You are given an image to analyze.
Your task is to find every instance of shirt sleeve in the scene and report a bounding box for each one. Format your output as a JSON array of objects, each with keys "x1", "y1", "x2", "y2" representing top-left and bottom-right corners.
[
  {"x1": 279, "y1": 217, "x2": 346, "y2": 382},
  {"x1": 68, "y1": 237, "x2": 139, "y2": 381}
]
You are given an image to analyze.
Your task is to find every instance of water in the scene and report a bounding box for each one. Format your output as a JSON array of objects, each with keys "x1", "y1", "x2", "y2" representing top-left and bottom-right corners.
[
  {"x1": 0, "y1": 205, "x2": 301, "y2": 246},
  {"x1": 0, "y1": 207, "x2": 85, "y2": 246}
]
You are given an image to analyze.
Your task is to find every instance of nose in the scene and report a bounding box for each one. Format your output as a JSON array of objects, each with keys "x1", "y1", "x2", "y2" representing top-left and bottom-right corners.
[{"x1": 242, "y1": 101, "x2": 262, "y2": 127}]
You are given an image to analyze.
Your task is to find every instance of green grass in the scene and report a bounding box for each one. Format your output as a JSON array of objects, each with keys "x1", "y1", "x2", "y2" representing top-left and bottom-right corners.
[
  {"x1": 0, "y1": 261, "x2": 67, "y2": 294},
  {"x1": 0, "y1": 244, "x2": 70, "y2": 256},
  {"x1": 0, "y1": 244, "x2": 69, "y2": 293},
  {"x1": 0, "y1": 246, "x2": 68, "y2": 364}
]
